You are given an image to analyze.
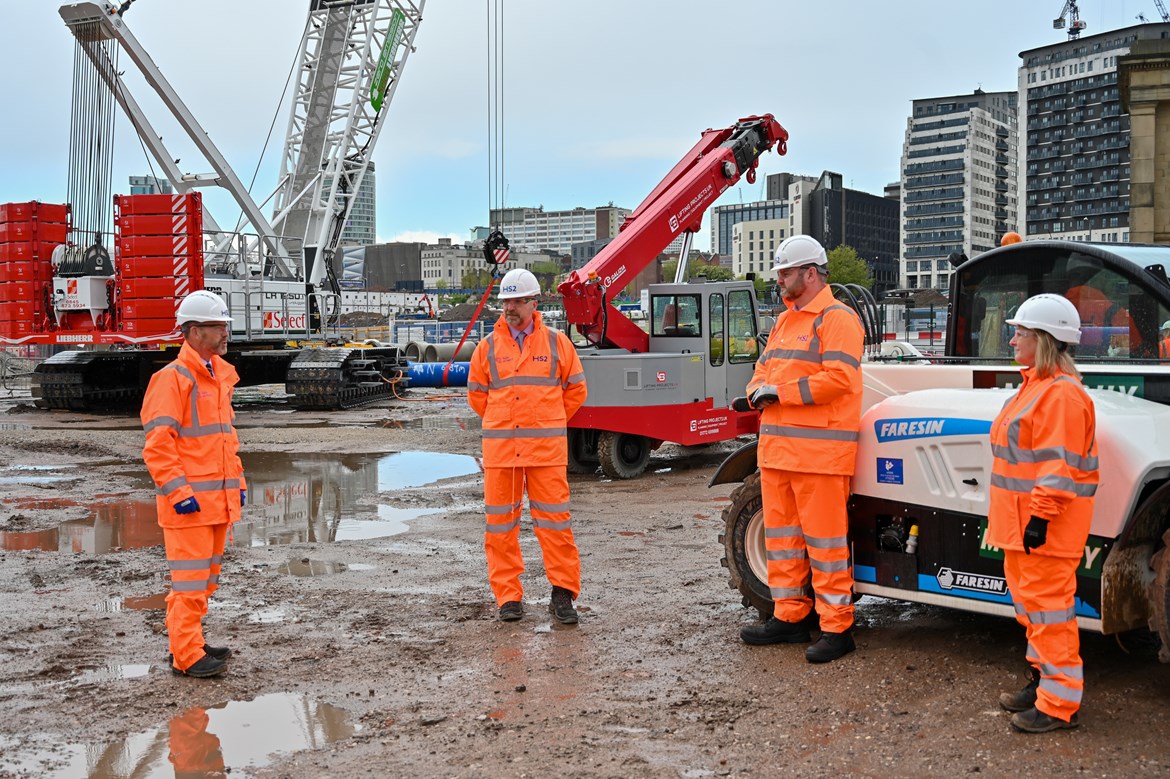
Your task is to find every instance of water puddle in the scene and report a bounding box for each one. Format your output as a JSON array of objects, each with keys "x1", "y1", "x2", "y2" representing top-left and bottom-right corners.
[
  {"x1": 378, "y1": 416, "x2": 480, "y2": 431},
  {"x1": 1, "y1": 693, "x2": 355, "y2": 777},
  {"x1": 278, "y1": 559, "x2": 376, "y2": 577},
  {"x1": 97, "y1": 593, "x2": 168, "y2": 612},
  {"x1": 0, "y1": 451, "x2": 479, "y2": 553},
  {"x1": 70, "y1": 664, "x2": 152, "y2": 685}
]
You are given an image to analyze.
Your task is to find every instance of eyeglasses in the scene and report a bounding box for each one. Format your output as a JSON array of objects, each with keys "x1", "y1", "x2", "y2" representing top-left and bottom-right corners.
[
  {"x1": 191, "y1": 322, "x2": 230, "y2": 331},
  {"x1": 502, "y1": 298, "x2": 535, "y2": 307}
]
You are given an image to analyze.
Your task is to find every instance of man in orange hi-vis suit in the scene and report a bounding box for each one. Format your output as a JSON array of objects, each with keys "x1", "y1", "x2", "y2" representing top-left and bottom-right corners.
[
  {"x1": 468, "y1": 268, "x2": 588, "y2": 624},
  {"x1": 739, "y1": 235, "x2": 864, "y2": 664},
  {"x1": 141, "y1": 290, "x2": 245, "y2": 678},
  {"x1": 990, "y1": 293, "x2": 1097, "y2": 733}
]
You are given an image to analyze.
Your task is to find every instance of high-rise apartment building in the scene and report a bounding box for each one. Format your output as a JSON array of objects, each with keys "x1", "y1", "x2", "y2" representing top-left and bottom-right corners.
[
  {"x1": 339, "y1": 161, "x2": 376, "y2": 246},
  {"x1": 1018, "y1": 24, "x2": 1170, "y2": 242},
  {"x1": 900, "y1": 89, "x2": 1018, "y2": 292},
  {"x1": 489, "y1": 205, "x2": 630, "y2": 254},
  {"x1": 128, "y1": 175, "x2": 172, "y2": 195},
  {"x1": 709, "y1": 200, "x2": 790, "y2": 257}
]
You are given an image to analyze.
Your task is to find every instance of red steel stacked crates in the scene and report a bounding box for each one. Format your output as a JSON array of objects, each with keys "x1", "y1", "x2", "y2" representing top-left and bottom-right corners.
[
  {"x1": 113, "y1": 192, "x2": 205, "y2": 335},
  {"x1": 0, "y1": 202, "x2": 69, "y2": 339}
]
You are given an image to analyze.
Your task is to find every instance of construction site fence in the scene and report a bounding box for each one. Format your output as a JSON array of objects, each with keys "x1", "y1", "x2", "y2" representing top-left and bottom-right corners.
[{"x1": 0, "y1": 344, "x2": 55, "y2": 393}]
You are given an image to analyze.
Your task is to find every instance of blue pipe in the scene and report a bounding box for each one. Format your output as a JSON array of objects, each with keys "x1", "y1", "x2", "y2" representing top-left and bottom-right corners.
[{"x1": 406, "y1": 361, "x2": 470, "y2": 388}]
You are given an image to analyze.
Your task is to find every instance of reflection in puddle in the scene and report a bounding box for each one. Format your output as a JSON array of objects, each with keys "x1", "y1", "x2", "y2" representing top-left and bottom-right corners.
[
  {"x1": 2, "y1": 693, "x2": 355, "y2": 777},
  {"x1": 0, "y1": 451, "x2": 479, "y2": 553},
  {"x1": 277, "y1": 559, "x2": 376, "y2": 577},
  {"x1": 378, "y1": 416, "x2": 480, "y2": 431},
  {"x1": 97, "y1": 593, "x2": 168, "y2": 612},
  {"x1": 70, "y1": 664, "x2": 151, "y2": 684}
]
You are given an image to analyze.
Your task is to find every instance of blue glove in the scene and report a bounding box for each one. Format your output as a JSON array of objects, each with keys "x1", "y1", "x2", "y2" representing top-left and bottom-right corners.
[
  {"x1": 240, "y1": 489, "x2": 247, "y2": 507},
  {"x1": 174, "y1": 497, "x2": 201, "y2": 515}
]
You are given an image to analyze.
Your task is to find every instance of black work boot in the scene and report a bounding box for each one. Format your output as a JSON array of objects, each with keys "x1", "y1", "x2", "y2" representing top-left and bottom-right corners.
[
  {"x1": 203, "y1": 644, "x2": 232, "y2": 660},
  {"x1": 172, "y1": 654, "x2": 227, "y2": 678},
  {"x1": 805, "y1": 630, "x2": 856, "y2": 663},
  {"x1": 1010, "y1": 706, "x2": 1079, "y2": 733},
  {"x1": 740, "y1": 617, "x2": 811, "y2": 646},
  {"x1": 999, "y1": 666, "x2": 1040, "y2": 712},
  {"x1": 498, "y1": 601, "x2": 523, "y2": 622},
  {"x1": 549, "y1": 586, "x2": 578, "y2": 624}
]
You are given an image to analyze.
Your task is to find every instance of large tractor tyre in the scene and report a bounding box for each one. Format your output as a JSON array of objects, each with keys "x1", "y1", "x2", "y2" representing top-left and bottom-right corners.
[
  {"x1": 597, "y1": 431, "x2": 651, "y2": 479},
  {"x1": 718, "y1": 472, "x2": 774, "y2": 619},
  {"x1": 567, "y1": 429, "x2": 599, "y2": 475},
  {"x1": 1151, "y1": 527, "x2": 1170, "y2": 663}
]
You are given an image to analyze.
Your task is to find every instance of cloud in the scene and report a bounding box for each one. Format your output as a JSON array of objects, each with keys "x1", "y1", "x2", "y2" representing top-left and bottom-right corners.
[{"x1": 380, "y1": 230, "x2": 466, "y2": 245}]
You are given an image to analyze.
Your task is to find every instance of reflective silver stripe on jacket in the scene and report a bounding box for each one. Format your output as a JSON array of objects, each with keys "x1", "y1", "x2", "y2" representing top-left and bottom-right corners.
[
  {"x1": 991, "y1": 443, "x2": 1099, "y2": 471},
  {"x1": 484, "y1": 329, "x2": 561, "y2": 390},
  {"x1": 760, "y1": 424, "x2": 859, "y2": 442},
  {"x1": 149, "y1": 363, "x2": 235, "y2": 439},
  {"x1": 482, "y1": 427, "x2": 568, "y2": 439},
  {"x1": 990, "y1": 473, "x2": 1097, "y2": 497}
]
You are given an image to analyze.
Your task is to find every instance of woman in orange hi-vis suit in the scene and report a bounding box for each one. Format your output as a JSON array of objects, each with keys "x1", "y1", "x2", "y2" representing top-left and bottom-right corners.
[
  {"x1": 739, "y1": 235, "x2": 864, "y2": 664},
  {"x1": 468, "y1": 269, "x2": 588, "y2": 624},
  {"x1": 989, "y1": 293, "x2": 1098, "y2": 733},
  {"x1": 141, "y1": 291, "x2": 246, "y2": 679}
]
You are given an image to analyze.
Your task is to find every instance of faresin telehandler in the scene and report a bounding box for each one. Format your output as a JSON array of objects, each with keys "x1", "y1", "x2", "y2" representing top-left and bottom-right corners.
[{"x1": 713, "y1": 238, "x2": 1170, "y2": 660}]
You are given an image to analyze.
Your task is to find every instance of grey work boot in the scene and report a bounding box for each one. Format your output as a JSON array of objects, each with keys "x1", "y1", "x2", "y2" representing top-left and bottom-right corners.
[
  {"x1": 999, "y1": 666, "x2": 1040, "y2": 712},
  {"x1": 805, "y1": 630, "x2": 856, "y2": 663},
  {"x1": 549, "y1": 586, "x2": 578, "y2": 624},
  {"x1": 498, "y1": 601, "x2": 523, "y2": 621},
  {"x1": 1010, "y1": 706, "x2": 1079, "y2": 733},
  {"x1": 740, "y1": 617, "x2": 811, "y2": 646}
]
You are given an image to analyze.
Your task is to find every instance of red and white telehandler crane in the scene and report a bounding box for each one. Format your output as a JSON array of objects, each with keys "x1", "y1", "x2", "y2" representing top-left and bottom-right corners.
[{"x1": 556, "y1": 115, "x2": 789, "y2": 478}]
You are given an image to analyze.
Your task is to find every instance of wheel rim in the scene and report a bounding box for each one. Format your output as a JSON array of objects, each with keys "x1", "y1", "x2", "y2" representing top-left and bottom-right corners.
[
  {"x1": 744, "y1": 507, "x2": 769, "y2": 586},
  {"x1": 619, "y1": 436, "x2": 645, "y2": 465}
]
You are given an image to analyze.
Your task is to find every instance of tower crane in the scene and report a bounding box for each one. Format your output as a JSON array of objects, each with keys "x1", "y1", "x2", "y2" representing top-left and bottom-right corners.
[
  {"x1": 1154, "y1": 0, "x2": 1170, "y2": 22},
  {"x1": 1053, "y1": 0, "x2": 1087, "y2": 40}
]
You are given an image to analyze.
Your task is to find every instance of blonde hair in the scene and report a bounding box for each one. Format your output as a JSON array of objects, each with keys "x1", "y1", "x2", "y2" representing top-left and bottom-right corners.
[{"x1": 1034, "y1": 329, "x2": 1080, "y2": 380}]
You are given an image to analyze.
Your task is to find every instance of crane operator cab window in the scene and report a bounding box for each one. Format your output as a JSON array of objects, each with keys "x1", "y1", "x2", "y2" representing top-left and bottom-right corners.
[
  {"x1": 727, "y1": 289, "x2": 760, "y2": 363},
  {"x1": 954, "y1": 247, "x2": 1162, "y2": 361},
  {"x1": 709, "y1": 293, "x2": 725, "y2": 366},
  {"x1": 652, "y1": 294, "x2": 701, "y2": 338}
]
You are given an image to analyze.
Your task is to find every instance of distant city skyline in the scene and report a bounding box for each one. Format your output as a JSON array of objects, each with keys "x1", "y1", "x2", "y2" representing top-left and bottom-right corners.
[{"x1": 0, "y1": 1, "x2": 1163, "y2": 251}]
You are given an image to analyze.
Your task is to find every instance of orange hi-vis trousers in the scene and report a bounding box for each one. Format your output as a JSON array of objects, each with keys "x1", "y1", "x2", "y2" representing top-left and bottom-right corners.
[
  {"x1": 483, "y1": 465, "x2": 580, "y2": 606},
  {"x1": 164, "y1": 523, "x2": 228, "y2": 671},
  {"x1": 761, "y1": 467, "x2": 854, "y2": 633},
  {"x1": 1003, "y1": 550, "x2": 1084, "y2": 722}
]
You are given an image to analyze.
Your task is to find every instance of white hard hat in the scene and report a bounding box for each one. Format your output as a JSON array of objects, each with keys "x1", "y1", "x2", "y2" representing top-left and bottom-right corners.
[
  {"x1": 176, "y1": 290, "x2": 233, "y2": 326},
  {"x1": 1006, "y1": 293, "x2": 1081, "y2": 345},
  {"x1": 498, "y1": 268, "x2": 540, "y2": 300},
  {"x1": 1161, "y1": 320, "x2": 1170, "y2": 331},
  {"x1": 771, "y1": 234, "x2": 828, "y2": 272}
]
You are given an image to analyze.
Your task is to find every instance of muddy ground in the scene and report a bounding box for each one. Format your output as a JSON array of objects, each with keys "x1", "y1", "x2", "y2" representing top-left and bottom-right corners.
[{"x1": 0, "y1": 384, "x2": 1168, "y2": 779}]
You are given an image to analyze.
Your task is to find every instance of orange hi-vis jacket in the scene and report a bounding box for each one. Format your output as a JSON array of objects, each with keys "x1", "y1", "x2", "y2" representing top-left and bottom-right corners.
[
  {"x1": 747, "y1": 285, "x2": 864, "y2": 475},
  {"x1": 987, "y1": 367, "x2": 1098, "y2": 557},
  {"x1": 141, "y1": 342, "x2": 246, "y2": 529},
  {"x1": 468, "y1": 312, "x2": 587, "y2": 468}
]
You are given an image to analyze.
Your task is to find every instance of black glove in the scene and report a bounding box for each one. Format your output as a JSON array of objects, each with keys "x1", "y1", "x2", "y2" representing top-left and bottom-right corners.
[
  {"x1": 1023, "y1": 516, "x2": 1048, "y2": 554},
  {"x1": 750, "y1": 387, "x2": 779, "y2": 409},
  {"x1": 731, "y1": 396, "x2": 753, "y2": 413}
]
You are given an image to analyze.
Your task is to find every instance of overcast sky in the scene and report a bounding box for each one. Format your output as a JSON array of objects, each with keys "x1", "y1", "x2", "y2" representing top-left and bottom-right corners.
[{"x1": 0, "y1": 1, "x2": 1159, "y2": 250}]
